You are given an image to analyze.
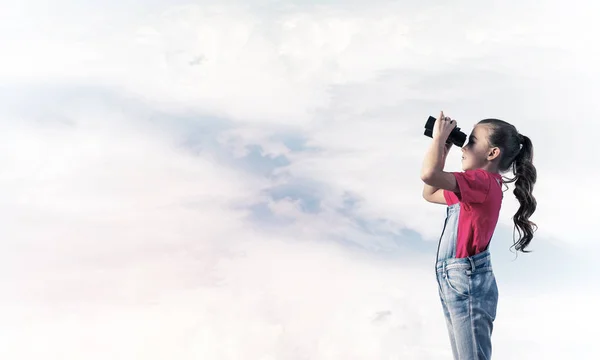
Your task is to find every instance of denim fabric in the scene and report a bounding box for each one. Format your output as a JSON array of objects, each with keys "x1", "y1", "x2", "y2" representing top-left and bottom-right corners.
[{"x1": 435, "y1": 203, "x2": 499, "y2": 359}]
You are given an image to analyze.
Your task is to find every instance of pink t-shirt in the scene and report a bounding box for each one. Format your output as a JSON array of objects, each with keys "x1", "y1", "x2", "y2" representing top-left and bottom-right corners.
[{"x1": 443, "y1": 169, "x2": 503, "y2": 258}]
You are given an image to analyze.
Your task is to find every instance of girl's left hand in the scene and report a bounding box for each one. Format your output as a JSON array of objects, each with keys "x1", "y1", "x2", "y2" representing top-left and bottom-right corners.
[{"x1": 433, "y1": 111, "x2": 457, "y2": 142}]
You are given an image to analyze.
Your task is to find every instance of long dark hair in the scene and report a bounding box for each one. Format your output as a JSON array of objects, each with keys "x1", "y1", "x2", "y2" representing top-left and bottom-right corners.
[{"x1": 478, "y1": 119, "x2": 537, "y2": 253}]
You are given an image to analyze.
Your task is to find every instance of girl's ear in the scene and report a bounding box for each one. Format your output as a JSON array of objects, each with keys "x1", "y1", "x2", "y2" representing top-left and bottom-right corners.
[{"x1": 488, "y1": 147, "x2": 501, "y2": 161}]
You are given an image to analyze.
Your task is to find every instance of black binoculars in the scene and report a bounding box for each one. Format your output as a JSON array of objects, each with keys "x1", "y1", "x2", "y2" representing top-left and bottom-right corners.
[{"x1": 424, "y1": 116, "x2": 467, "y2": 147}]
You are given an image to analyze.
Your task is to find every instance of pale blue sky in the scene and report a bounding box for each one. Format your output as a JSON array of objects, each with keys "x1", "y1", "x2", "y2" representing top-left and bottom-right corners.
[{"x1": 1, "y1": 0, "x2": 599, "y2": 359}]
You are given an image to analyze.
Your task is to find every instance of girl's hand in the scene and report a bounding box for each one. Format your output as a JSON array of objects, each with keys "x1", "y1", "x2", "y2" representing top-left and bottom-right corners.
[{"x1": 433, "y1": 111, "x2": 457, "y2": 143}]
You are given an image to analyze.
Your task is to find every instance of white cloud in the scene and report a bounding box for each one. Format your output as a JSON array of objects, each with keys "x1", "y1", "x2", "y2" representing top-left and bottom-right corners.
[{"x1": 1, "y1": 0, "x2": 599, "y2": 358}]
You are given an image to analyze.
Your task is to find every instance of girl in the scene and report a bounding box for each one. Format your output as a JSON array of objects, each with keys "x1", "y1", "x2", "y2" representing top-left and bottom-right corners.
[{"x1": 420, "y1": 111, "x2": 537, "y2": 359}]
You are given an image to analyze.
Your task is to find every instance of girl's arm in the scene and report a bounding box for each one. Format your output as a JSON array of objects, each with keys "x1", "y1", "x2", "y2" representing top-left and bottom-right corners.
[
  {"x1": 422, "y1": 185, "x2": 446, "y2": 204},
  {"x1": 421, "y1": 112, "x2": 459, "y2": 193},
  {"x1": 421, "y1": 137, "x2": 458, "y2": 192},
  {"x1": 422, "y1": 141, "x2": 453, "y2": 204}
]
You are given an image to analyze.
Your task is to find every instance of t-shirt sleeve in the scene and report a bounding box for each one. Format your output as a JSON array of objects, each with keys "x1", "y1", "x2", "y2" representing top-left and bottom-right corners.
[
  {"x1": 443, "y1": 189, "x2": 459, "y2": 206},
  {"x1": 449, "y1": 169, "x2": 491, "y2": 204}
]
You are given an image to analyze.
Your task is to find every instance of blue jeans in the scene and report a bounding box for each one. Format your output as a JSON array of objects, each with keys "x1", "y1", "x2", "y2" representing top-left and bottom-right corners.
[{"x1": 436, "y1": 203, "x2": 499, "y2": 359}]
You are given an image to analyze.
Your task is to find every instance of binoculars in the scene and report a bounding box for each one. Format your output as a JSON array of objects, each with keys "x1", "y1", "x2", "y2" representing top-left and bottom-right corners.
[{"x1": 424, "y1": 115, "x2": 467, "y2": 147}]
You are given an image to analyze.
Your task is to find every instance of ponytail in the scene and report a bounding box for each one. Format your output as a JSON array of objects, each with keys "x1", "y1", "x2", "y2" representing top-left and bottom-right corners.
[
  {"x1": 506, "y1": 135, "x2": 537, "y2": 252},
  {"x1": 478, "y1": 119, "x2": 538, "y2": 253}
]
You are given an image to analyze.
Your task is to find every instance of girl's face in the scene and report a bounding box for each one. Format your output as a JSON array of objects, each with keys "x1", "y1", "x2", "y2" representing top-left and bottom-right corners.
[{"x1": 461, "y1": 125, "x2": 493, "y2": 171}]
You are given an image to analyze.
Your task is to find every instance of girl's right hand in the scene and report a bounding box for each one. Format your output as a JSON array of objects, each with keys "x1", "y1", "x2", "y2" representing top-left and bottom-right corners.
[{"x1": 433, "y1": 111, "x2": 457, "y2": 142}]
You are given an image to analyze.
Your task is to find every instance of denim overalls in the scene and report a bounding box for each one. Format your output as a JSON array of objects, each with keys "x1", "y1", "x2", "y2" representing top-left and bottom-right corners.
[{"x1": 435, "y1": 202, "x2": 499, "y2": 360}]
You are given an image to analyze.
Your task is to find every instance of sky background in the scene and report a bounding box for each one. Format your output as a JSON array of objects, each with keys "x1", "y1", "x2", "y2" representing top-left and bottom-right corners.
[{"x1": 1, "y1": 0, "x2": 599, "y2": 359}]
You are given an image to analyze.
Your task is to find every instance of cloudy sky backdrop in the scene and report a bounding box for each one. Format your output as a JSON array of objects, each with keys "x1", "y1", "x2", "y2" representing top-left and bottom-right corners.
[{"x1": 1, "y1": 0, "x2": 599, "y2": 359}]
